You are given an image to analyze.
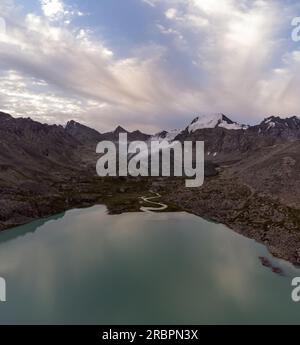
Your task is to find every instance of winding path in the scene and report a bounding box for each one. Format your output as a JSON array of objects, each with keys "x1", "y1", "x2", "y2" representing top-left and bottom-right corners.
[{"x1": 140, "y1": 191, "x2": 168, "y2": 212}]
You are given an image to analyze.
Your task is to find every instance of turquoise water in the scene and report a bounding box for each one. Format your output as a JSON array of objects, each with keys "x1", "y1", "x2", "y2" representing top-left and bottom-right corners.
[{"x1": 0, "y1": 206, "x2": 299, "y2": 325}]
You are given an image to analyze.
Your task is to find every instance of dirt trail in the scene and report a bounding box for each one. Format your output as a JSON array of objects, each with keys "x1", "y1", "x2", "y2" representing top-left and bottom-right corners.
[{"x1": 140, "y1": 191, "x2": 168, "y2": 212}]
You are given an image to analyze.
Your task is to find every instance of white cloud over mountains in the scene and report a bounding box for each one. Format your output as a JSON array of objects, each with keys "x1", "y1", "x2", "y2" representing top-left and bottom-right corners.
[
  {"x1": 0, "y1": 0, "x2": 300, "y2": 132},
  {"x1": 40, "y1": 0, "x2": 64, "y2": 20}
]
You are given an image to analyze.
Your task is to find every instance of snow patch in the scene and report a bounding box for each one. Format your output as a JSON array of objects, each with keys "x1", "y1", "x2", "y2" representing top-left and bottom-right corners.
[
  {"x1": 152, "y1": 128, "x2": 182, "y2": 143},
  {"x1": 219, "y1": 122, "x2": 248, "y2": 130},
  {"x1": 188, "y1": 113, "x2": 223, "y2": 132},
  {"x1": 267, "y1": 122, "x2": 275, "y2": 130}
]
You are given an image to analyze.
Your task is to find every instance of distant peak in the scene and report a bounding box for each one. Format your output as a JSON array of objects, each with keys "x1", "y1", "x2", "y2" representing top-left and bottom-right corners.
[
  {"x1": 151, "y1": 128, "x2": 182, "y2": 142},
  {"x1": 262, "y1": 116, "x2": 281, "y2": 123},
  {"x1": 66, "y1": 120, "x2": 100, "y2": 131},
  {"x1": 114, "y1": 125, "x2": 128, "y2": 133},
  {"x1": 65, "y1": 120, "x2": 86, "y2": 130},
  {"x1": 188, "y1": 113, "x2": 247, "y2": 132},
  {"x1": 260, "y1": 115, "x2": 300, "y2": 130},
  {"x1": 190, "y1": 113, "x2": 224, "y2": 125},
  {"x1": 66, "y1": 120, "x2": 77, "y2": 127},
  {"x1": 263, "y1": 115, "x2": 300, "y2": 123}
]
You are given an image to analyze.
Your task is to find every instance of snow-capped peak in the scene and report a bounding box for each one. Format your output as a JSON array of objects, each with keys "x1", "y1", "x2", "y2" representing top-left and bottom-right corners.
[
  {"x1": 260, "y1": 116, "x2": 300, "y2": 130},
  {"x1": 188, "y1": 113, "x2": 247, "y2": 132},
  {"x1": 152, "y1": 128, "x2": 182, "y2": 142}
]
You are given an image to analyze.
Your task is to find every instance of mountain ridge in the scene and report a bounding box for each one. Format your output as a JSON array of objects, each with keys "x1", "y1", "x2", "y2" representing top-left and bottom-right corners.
[{"x1": 0, "y1": 111, "x2": 300, "y2": 263}]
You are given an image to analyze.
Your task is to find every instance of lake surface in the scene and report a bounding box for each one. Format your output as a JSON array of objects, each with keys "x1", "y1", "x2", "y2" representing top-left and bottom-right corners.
[{"x1": 0, "y1": 205, "x2": 299, "y2": 325}]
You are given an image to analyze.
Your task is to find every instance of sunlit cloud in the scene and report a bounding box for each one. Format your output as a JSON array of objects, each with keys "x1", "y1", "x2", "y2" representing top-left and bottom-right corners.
[
  {"x1": 0, "y1": 0, "x2": 300, "y2": 132},
  {"x1": 40, "y1": 0, "x2": 64, "y2": 20}
]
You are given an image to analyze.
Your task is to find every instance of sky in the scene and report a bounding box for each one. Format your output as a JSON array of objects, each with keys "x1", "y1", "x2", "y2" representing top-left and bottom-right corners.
[{"x1": 0, "y1": 0, "x2": 300, "y2": 133}]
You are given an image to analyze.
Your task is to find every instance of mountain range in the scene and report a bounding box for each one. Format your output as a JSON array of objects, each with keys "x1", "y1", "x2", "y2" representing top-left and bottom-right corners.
[
  {"x1": 1, "y1": 110, "x2": 300, "y2": 193},
  {"x1": 68, "y1": 112, "x2": 300, "y2": 150},
  {"x1": 0, "y1": 110, "x2": 300, "y2": 263},
  {"x1": 66, "y1": 112, "x2": 300, "y2": 163}
]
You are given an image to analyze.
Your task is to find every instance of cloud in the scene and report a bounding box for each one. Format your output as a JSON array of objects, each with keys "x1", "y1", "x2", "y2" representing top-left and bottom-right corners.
[
  {"x1": 0, "y1": 1, "x2": 202, "y2": 132},
  {"x1": 0, "y1": 69, "x2": 106, "y2": 124},
  {"x1": 142, "y1": 0, "x2": 156, "y2": 8},
  {"x1": 39, "y1": 0, "x2": 84, "y2": 23},
  {"x1": 40, "y1": 0, "x2": 64, "y2": 20},
  {"x1": 150, "y1": 0, "x2": 300, "y2": 123},
  {"x1": 0, "y1": 0, "x2": 300, "y2": 133},
  {"x1": 165, "y1": 8, "x2": 178, "y2": 20}
]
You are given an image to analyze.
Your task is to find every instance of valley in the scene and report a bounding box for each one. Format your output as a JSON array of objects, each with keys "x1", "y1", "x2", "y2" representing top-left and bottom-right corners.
[{"x1": 0, "y1": 111, "x2": 300, "y2": 263}]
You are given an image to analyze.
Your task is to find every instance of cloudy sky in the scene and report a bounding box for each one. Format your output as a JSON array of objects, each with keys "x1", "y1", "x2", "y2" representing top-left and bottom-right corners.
[{"x1": 0, "y1": 0, "x2": 300, "y2": 133}]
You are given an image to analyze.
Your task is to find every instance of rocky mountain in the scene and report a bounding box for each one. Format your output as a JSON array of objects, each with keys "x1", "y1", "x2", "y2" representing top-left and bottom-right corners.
[
  {"x1": 0, "y1": 113, "x2": 154, "y2": 188},
  {"x1": 2, "y1": 111, "x2": 299, "y2": 177},
  {"x1": 0, "y1": 111, "x2": 300, "y2": 262},
  {"x1": 165, "y1": 114, "x2": 300, "y2": 162},
  {"x1": 62, "y1": 113, "x2": 300, "y2": 158},
  {"x1": 65, "y1": 121, "x2": 152, "y2": 145},
  {"x1": 253, "y1": 116, "x2": 300, "y2": 139},
  {"x1": 224, "y1": 140, "x2": 300, "y2": 208},
  {"x1": 186, "y1": 113, "x2": 249, "y2": 132},
  {"x1": 65, "y1": 120, "x2": 102, "y2": 145},
  {"x1": 101, "y1": 126, "x2": 151, "y2": 142},
  {"x1": 0, "y1": 112, "x2": 83, "y2": 184},
  {"x1": 3, "y1": 110, "x2": 298, "y2": 182},
  {"x1": 258, "y1": 115, "x2": 300, "y2": 131},
  {"x1": 151, "y1": 129, "x2": 182, "y2": 143}
]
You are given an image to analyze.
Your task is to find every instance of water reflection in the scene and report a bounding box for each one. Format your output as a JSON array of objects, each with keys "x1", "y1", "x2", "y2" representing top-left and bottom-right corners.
[
  {"x1": 0, "y1": 213, "x2": 65, "y2": 245},
  {"x1": 0, "y1": 206, "x2": 299, "y2": 324}
]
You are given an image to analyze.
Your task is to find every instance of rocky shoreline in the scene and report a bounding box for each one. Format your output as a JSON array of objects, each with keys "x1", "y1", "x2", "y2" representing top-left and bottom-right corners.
[
  {"x1": 160, "y1": 177, "x2": 300, "y2": 264},
  {"x1": 1, "y1": 173, "x2": 300, "y2": 265},
  {"x1": 0, "y1": 176, "x2": 153, "y2": 232}
]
